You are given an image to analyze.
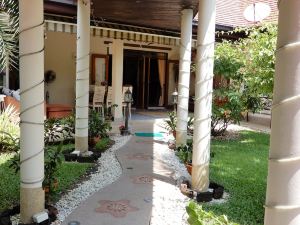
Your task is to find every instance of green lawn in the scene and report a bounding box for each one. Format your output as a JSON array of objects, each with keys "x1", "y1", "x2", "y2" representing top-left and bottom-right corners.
[
  {"x1": 0, "y1": 149, "x2": 92, "y2": 211},
  {"x1": 202, "y1": 131, "x2": 270, "y2": 225}
]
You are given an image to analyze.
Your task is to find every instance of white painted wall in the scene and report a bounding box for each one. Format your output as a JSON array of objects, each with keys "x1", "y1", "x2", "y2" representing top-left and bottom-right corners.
[{"x1": 44, "y1": 30, "x2": 187, "y2": 106}]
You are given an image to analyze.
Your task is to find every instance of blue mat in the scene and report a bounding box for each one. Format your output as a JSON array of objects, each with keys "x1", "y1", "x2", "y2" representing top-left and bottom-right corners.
[{"x1": 135, "y1": 132, "x2": 164, "y2": 138}]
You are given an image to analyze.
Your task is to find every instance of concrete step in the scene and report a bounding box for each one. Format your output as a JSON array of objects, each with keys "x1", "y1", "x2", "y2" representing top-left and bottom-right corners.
[{"x1": 247, "y1": 112, "x2": 271, "y2": 127}]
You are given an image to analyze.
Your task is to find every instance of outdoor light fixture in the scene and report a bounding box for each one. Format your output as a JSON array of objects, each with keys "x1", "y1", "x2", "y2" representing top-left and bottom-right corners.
[
  {"x1": 123, "y1": 88, "x2": 133, "y2": 135},
  {"x1": 172, "y1": 89, "x2": 178, "y2": 112},
  {"x1": 124, "y1": 88, "x2": 133, "y2": 103}
]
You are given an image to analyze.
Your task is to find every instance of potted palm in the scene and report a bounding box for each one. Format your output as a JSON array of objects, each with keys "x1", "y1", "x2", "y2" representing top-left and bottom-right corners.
[{"x1": 164, "y1": 111, "x2": 177, "y2": 138}]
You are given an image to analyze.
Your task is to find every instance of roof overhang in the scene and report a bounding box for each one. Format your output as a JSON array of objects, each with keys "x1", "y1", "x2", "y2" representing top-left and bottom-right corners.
[{"x1": 44, "y1": 0, "x2": 243, "y2": 41}]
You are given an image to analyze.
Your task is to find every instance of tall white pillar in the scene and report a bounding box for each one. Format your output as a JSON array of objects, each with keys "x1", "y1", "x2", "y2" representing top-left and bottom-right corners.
[
  {"x1": 192, "y1": 0, "x2": 216, "y2": 192},
  {"x1": 111, "y1": 39, "x2": 124, "y2": 120},
  {"x1": 176, "y1": 8, "x2": 193, "y2": 145},
  {"x1": 75, "y1": 0, "x2": 90, "y2": 154},
  {"x1": 19, "y1": 1, "x2": 45, "y2": 223},
  {"x1": 265, "y1": 1, "x2": 300, "y2": 224}
]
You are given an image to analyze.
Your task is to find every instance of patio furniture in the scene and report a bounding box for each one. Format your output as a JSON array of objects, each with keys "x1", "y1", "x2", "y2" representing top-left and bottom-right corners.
[{"x1": 90, "y1": 85, "x2": 105, "y2": 115}]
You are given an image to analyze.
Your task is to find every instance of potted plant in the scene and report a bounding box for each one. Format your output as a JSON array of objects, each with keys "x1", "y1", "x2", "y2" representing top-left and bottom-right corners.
[
  {"x1": 176, "y1": 139, "x2": 193, "y2": 174},
  {"x1": 43, "y1": 143, "x2": 64, "y2": 199},
  {"x1": 119, "y1": 125, "x2": 126, "y2": 135},
  {"x1": 89, "y1": 109, "x2": 112, "y2": 146},
  {"x1": 164, "y1": 111, "x2": 177, "y2": 137}
]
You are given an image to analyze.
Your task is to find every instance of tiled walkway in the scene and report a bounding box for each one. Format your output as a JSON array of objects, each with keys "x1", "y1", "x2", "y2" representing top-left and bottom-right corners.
[{"x1": 62, "y1": 120, "x2": 176, "y2": 225}]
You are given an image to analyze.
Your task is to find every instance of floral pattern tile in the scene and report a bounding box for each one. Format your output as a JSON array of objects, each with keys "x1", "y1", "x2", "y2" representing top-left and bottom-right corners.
[
  {"x1": 126, "y1": 153, "x2": 153, "y2": 160},
  {"x1": 95, "y1": 199, "x2": 139, "y2": 218},
  {"x1": 131, "y1": 175, "x2": 154, "y2": 184}
]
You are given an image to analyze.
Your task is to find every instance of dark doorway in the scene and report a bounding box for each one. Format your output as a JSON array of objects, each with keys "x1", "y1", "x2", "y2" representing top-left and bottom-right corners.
[{"x1": 123, "y1": 50, "x2": 167, "y2": 109}]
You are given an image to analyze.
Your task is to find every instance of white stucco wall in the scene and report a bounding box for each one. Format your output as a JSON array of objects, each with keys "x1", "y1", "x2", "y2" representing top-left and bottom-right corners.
[{"x1": 44, "y1": 30, "x2": 191, "y2": 106}]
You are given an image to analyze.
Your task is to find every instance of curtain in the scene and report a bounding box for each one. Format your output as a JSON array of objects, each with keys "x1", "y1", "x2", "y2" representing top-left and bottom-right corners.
[{"x1": 158, "y1": 59, "x2": 166, "y2": 106}]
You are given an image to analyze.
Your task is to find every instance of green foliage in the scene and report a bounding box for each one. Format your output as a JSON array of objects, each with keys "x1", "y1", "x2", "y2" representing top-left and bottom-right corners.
[
  {"x1": 187, "y1": 201, "x2": 238, "y2": 225},
  {"x1": 164, "y1": 111, "x2": 177, "y2": 133},
  {"x1": 212, "y1": 24, "x2": 277, "y2": 135},
  {"x1": 211, "y1": 89, "x2": 244, "y2": 136},
  {"x1": 0, "y1": 105, "x2": 20, "y2": 152},
  {"x1": 175, "y1": 139, "x2": 193, "y2": 164},
  {"x1": 43, "y1": 143, "x2": 64, "y2": 193},
  {"x1": 95, "y1": 137, "x2": 110, "y2": 152},
  {"x1": 215, "y1": 23, "x2": 277, "y2": 98},
  {"x1": 44, "y1": 116, "x2": 74, "y2": 145},
  {"x1": 89, "y1": 109, "x2": 112, "y2": 138},
  {"x1": 203, "y1": 131, "x2": 270, "y2": 224},
  {"x1": 1, "y1": 151, "x2": 91, "y2": 211},
  {"x1": 0, "y1": 0, "x2": 19, "y2": 70}
]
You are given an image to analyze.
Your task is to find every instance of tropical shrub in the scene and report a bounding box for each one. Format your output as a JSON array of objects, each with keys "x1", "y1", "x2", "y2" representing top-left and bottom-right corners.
[
  {"x1": 211, "y1": 23, "x2": 277, "y2": 136},
  {"x1": 89, "y1": 109, "x2": 111, "y2": 138},
  {"x1": 44, "y1": 115, "x2": 75, "y2": 145},
  {"x1": 95, "y1": 137, "x2": 110, "y2": 152},
  {"x1": 176, "y1": 139, "x2": 193, "y2": 164},
  {"x1": 164, "y1": 111, "x2": 177, "y2": 134},
  {"x1": 186, "y1": 201, "x2": 238, "y2": 225},
  {"x1": 0, "y1": 105, "x2": 20, "y2": 152}
]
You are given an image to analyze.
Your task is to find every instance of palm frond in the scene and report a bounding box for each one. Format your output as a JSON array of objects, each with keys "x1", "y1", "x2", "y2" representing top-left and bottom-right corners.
[{"x1": 0, "y1": 0, "x2": 18, "y2": 71}]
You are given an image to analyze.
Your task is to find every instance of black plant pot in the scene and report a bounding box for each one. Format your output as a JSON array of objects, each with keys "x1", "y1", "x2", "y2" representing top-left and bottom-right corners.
[
  {"x1": 209, "y1": 182, "x2": 224, "y2": 199},
  {"x1": 0, "y1": 204, "x2": 57, "y2": 225},
  {"x1": 196, "y1": 191, "x2": 213, "y2": 202},
  {"x1": 64, "y1": 153, "x2": 77, "y2": 162}
]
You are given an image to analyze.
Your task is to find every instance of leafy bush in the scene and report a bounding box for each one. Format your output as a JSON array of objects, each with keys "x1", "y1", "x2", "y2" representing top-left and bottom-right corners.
[
  {"x1": 164, "y1": 111, "x2": 177, "y2": 134},
  {"x1": 44, "y1": 115, "x2": 75, "y2": 145},
  {"x1": 89, "y1": 110, "x2": 111, "y2": 138},
  {"x1": 176, "y1": 139, "x2": 193, "y2": 164},
  {"x1": 95, "y1": 137, "x2": 110, "y2": 152},
  {"x1": 0, "y1": 105, "x2": 20, "y2": 152},
  {"x1": 43, "y1": 143, "x2": 64, "y2": 193},
  {"x1": 9, "y1": 143, "x2": 64, "y2": 194},
  {"x1": 211, "y1": 89, "x2": 244, "y2": 136},
  {"x1": 187, "y1": 201, "x2": 238, "y2": 225}
]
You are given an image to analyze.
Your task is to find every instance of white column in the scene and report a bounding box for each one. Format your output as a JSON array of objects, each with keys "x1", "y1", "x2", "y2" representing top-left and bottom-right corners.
[
  {"x1": 111, "y1": 39, "x2": 124, "y2": 120},
  {"x1": 192, "y1": 0, "x2": 216, "y2": 192},
  {"x1": 265, "y1": 1, "x2": 300, "y2": 224},
  {"x1": 75, "y1": 0, "x2": 90, "y2": 154},
  {"x1": 176, "y1": 8, "x2": 193, "y2": 145},
  {"x1": 19, "y1": 1, "x2": 45, "y2": 223}
]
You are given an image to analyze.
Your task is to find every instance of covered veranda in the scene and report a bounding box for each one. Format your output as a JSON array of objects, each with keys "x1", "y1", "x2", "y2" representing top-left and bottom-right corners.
[{"x1": 18, "y1": 0, "x2": 300, "y2": 224}]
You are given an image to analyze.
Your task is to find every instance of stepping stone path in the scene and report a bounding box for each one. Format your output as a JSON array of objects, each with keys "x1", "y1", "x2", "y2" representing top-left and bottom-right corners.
[{"x1": 62, "y1": 129, "x2": 179, "y2": 225}]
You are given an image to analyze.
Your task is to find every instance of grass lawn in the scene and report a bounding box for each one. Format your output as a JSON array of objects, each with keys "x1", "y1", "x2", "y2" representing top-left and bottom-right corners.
[
  {"x1": 0, "y1": 145, "x2": 92, "y2": 211},
  {"x1": 202, "y1": 131, "x2": 270, "y2": 225}
]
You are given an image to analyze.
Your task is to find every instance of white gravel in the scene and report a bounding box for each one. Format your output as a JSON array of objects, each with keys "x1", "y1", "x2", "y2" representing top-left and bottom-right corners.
[
  {"x1": 54, "y1": 134, "x2": 131, "y2": 223},
  {"x1": 149, "y1": 138, "x2": 191, "y2": 225}
]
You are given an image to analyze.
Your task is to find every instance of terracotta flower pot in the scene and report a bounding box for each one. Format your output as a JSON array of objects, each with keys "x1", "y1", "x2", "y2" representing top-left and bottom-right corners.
[
  {"x1": 186, "y1": 163, "x2": 192, "y2": 175},
  {"x1": 172, "y1": 130, "x2": 176, "y2": 138}
]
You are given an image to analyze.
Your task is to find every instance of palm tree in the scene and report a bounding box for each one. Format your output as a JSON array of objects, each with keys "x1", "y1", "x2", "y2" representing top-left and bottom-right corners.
[{"x1": 0, "y1": 0, "x2": 18, "y2": 71}]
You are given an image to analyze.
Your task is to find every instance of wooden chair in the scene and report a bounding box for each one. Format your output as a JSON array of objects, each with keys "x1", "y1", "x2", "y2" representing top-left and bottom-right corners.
[
  {"x1": 90, "y1": 85, "x2": 105, "y2": 116},
  {"x1": 107, "y1": 86, "x2": 113, "y2": 107}
]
